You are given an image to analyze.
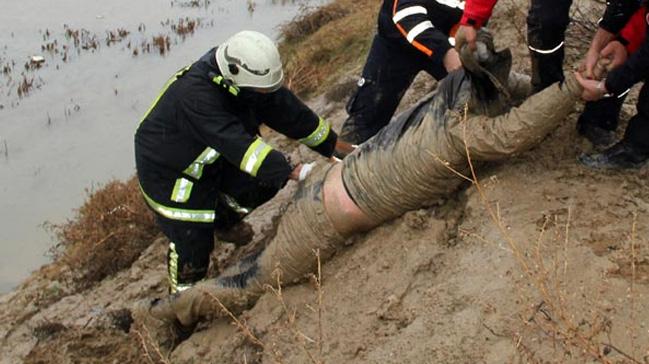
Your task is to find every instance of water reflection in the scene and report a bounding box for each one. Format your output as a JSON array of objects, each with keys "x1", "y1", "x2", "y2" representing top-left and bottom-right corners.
[{"x1": 0, "y1": 0, "x2": 325, "y2": 293}]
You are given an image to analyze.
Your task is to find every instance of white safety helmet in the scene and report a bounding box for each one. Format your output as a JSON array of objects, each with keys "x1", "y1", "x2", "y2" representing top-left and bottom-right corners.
[{"x1": 215, "y1": 30, "x2": 284, "y2": 92}]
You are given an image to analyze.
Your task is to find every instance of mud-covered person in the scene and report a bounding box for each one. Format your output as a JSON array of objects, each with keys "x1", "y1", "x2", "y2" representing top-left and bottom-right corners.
[
  {"x1": 337, "y1": 0, "x2": 464, "y2": 149},
  {"x1": 456, "y1": 0, "x2": 643, "y2": 148},
  {"x1": 575, "y1": 2, "x2": 649, "y2": 169},
  {"x1": 134, "y1": 30, "x2": 348, "y2": 294}
]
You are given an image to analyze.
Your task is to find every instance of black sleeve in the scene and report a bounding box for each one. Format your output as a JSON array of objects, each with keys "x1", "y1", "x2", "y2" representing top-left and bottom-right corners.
[
  {"x1": 180, "y1": 94, "x2": 292, "y2": 189},
  {"x1": 391, "y1": 0, "x2": 453, "y2": 59},
  {"x1": 605, "y1": 23, "x2": 649, "y2": 95},
  {"x1": 257, "y1": 87, "x2": 338, "y2": 157},
  {"x1": 599, "y1": 0, "x2": 641, "y2": 33}
]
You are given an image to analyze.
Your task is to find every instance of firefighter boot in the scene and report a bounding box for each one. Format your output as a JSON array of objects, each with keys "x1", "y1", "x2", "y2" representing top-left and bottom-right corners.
[
  {"x1": 579, "y1": 141, "x2": 649, "y2": 170},
  {"x1": 577, "y1": 122, "x2": 616, "y2": 149}
]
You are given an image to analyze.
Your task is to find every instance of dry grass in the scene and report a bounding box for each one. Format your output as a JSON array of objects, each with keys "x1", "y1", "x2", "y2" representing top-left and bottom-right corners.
[
  {"x1": 47, "y1": 176, "x2": 158, "y2": 290},
  {"x1": 278, "y1": 0, "x2": 380, "y2": 97},
  {"x1": 448, "y1": 105, "x2": 648, "y2": 363},
  {"x1": 203, "y1": 249, "x2": 327, "y2": 363}
]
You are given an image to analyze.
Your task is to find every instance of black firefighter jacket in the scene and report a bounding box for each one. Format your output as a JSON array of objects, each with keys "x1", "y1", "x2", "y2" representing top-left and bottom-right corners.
[
  {"x1": 134, "y1": 48, "x2": 337, "y2": 224},
  {"x1": 378, "y1": 0, "x2": 464, "y2": 61}
]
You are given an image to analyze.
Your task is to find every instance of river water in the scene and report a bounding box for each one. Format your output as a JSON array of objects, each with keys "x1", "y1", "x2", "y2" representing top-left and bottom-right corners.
[{"x1": 0, "y1": 0, "x2": 322, "y2": 293}]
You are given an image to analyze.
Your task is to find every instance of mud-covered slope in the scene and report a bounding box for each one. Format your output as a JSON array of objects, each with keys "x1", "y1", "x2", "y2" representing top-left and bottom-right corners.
[{"x1": 2, "y1": 0, "x2": 649, "y2": 363}]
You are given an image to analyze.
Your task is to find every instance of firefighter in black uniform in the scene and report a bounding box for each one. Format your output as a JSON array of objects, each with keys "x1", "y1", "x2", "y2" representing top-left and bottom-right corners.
[
  {"x1": 338, "y1": 0, "x2": 464, "y2": 146},
  {"x1": 576, "y1": 3, "x2": 649, "y2": 169},
  {"x1": 135, "y1": 31, "x2": 340, "y2": 293},
  {"x1": 457, "y1": 0, "x2": 644, "y2": 147}
]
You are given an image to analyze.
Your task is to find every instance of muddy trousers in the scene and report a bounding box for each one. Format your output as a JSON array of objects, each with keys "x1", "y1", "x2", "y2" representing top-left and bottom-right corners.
[
  {"x1": 154, "y1": 170, "x2": 280, "y2": 294},
  {"x1": 339, "y1": 33, "x2": 448, "y2": 145}
]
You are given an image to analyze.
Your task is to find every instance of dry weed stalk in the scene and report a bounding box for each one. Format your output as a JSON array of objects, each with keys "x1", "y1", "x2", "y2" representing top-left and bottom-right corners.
[
  {"x1": 449, "y1": 104, "x2": 613, "y2": 362},
  {"x1": 202, "y1": 290, "x2": 265, "y2": 349},
  {"x1": 132, "y1": 326, "x2": 171, "y2": 364},
  {"x1": 265, "y1": 258, "x2": 324, "y2": 364}
]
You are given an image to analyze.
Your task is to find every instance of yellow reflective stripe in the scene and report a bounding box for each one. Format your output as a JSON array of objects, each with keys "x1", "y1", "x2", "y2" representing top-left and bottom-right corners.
[
  {"x1": 140, "y1": 65, "x2": 191, "y2": 123},
  {"x1": 169, "y1": 242, "x2": 180, "y2": 294},
  {"x1": 299, "y1": 117, "x2": 331, "y2": 147},
  {"x1": 240, "y1": 138, "x2": 273, "y2": 177},
  {"x1": 171, "y1": 178, "x2": 193, "y2": 203},
  {"x1": 140, "y1": 185, "x2": 215, "y2": 223},
  {"x1": 183, "y1": 147, "x2": 221, "y2": 179}
]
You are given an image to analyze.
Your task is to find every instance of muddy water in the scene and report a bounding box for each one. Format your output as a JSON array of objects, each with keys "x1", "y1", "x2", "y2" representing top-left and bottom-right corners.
[{"x1": 0, "y1": 0, "x2": 323, "y2": 293}]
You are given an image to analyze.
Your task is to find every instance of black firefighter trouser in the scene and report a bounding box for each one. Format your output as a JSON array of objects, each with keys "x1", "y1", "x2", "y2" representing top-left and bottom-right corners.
[
  {"x1": 622, "y1": 82, "x2": 649, "y2": 154},
  {"x1": 339, "y1": 33, "x2": 448, "y2": 145},
  {"x1": 527, "y1": 0, "x2": 629, "y2": 131},
  {"x1": 154, "y1": 167, "x2": 280, "y2": 294}
]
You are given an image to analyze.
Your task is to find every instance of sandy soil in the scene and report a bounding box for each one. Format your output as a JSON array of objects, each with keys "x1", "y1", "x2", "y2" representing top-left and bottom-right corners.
[{"x1": 1, "y1": 1, "x2": 649, "y2": 363}]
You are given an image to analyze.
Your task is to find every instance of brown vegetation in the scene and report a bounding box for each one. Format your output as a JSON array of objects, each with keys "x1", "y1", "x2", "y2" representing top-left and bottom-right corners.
[
  {"x1": 278, "y1": 0, "x2": 379, "y2": 97},
  {"x1": 48, "y1": 176, "x2": 158, "y2": 290}
]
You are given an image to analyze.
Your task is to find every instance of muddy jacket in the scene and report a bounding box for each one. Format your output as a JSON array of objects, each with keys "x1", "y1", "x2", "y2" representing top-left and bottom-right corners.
[
  {"x1": 135, "y1": 48, "x2": 337, "y2": 222},
  {"x1": 378, "y1": 0, "x2": 464, "y2": 59},
  {"x1": 606, "y1": 5, "x2": 649, "y2": 95},
  {"x1": 460, "y1": 0, "x2": 642, "y2": 29}
]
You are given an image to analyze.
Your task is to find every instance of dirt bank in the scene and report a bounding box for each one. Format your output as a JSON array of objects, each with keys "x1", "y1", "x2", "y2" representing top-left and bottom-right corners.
[{"x1": 2, "y1": 0, "x2": 649, "y2": 363}]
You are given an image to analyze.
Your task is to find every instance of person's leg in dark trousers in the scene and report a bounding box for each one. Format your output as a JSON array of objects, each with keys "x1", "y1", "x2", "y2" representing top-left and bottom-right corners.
[
  {"x1": 580, "y1": 82, "x2": 649, "y2": 169},
  {"x1": 622, "y1": 83, "x2": 649, "y2": 156},
  {"x1": 340, "y1": 34, "x2": 430, "y2": 145},
  {"x1": 156, "y1": 219, "x2": 215, "y2": 294},
  {"x1": 527, "y1": 0, "x2": 573, "y2": 93},
  {"x1": 577, "y1": 95, "x2": 627, "y2": 147}
]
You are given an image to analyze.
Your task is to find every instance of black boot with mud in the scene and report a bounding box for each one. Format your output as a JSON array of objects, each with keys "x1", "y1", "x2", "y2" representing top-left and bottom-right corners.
[
  {"x1": 579, "y1": 141, "x2": 649, "y2": 170},
  {"x1": 577, "y1": 118, "x2": 616, "y2": 149}
]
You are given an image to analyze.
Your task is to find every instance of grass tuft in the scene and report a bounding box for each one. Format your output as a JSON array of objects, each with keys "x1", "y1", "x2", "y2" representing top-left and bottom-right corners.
[{"x1": 47, "y1": 176, "x2": 158, "y2": 290}]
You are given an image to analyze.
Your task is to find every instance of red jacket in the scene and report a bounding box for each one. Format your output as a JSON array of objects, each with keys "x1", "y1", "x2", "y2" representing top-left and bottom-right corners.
[
  {"x1": 605, "y1": 6, "x2": 649, "y2": 95},
  {"x1": 619, "y1": 6, "x2": 648, "y2": 53},
  {"x1": 460, "y1": 0, "x2": 497, "y2": 27}
]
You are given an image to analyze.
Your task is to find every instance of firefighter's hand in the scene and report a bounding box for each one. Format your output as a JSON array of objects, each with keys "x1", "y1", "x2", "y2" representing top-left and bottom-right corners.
[
  {"x1": 333, "y1": 140, "x2": 357, "y2": 159},
  {"x1": 600, "y1": 40, "x2": 627, "y2": 71},
  {"x1": 455, "y1": 25, "x2": 478, "y2": 52},
  {"x1": 443, "y1": 48, "x2": 462, "y2": 72},
  {"x1": 575, "y1": 72, "x2": 608, "y2": 102}
]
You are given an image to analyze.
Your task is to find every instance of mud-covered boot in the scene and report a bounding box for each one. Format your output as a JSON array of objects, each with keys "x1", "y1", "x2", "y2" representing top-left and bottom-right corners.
[
  {"x1": 579, "y1": 141, "x2": 649, "y2": 169},
  {"x1": 577, "y1": 122, "x2": 616, "y2": 148},
  {"x1": 131, "y1": 298, "x2": 194, "y2": 360}
]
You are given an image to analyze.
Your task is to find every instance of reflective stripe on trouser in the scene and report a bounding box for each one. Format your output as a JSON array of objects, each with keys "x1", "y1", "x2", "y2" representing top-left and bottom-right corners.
[
  {"x1": 168, "y1": 243, "x2": 193, "y2": 294},
  {"x1": 159, "y1": 223, "x2": 215, "y2": 292},
  {"x1": 140, "y1": 185, "x2": 215, "y2": 223}
]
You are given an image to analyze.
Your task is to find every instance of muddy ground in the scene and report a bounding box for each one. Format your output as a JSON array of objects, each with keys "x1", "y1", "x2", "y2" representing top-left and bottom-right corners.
[{"x1": 1, "y1": 1, "x2": 649, "y2": 363}]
